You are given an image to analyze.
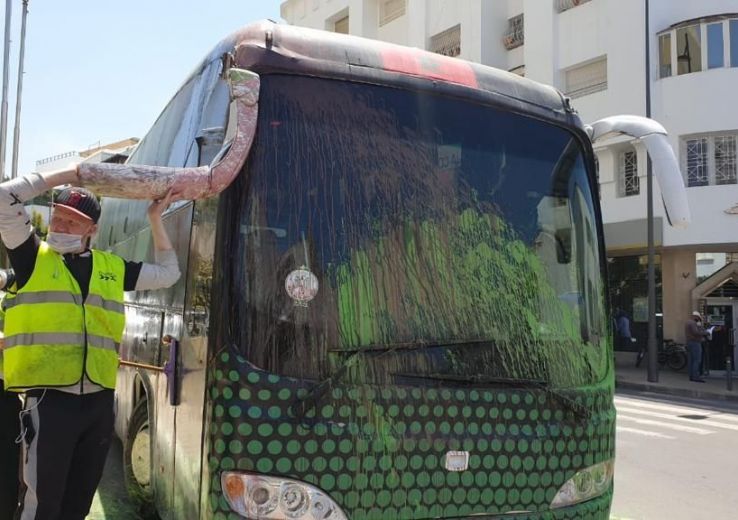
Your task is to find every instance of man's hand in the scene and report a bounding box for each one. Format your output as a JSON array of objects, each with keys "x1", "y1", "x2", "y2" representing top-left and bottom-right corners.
[
  {"x1": 147, "y1": 189, "x2": 177, "y2": 252},
  {"x1": 147, "y1": 189, "x2": 175, "y2": 221}
]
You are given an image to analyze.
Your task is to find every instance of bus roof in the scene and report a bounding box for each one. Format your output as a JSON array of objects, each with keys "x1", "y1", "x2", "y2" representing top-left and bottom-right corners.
[{"x1": 203, "y1": 21, "x2": 581, "y2": 128}]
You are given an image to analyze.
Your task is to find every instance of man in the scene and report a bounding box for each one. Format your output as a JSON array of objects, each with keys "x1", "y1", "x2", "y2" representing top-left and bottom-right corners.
[
  {"x1": 0, "y1": 165, "x2": 180, "y2": 520},
  {"x1": 685, "y1": 311, "x2": 710, "y2": 383},
  {"x1": 0, "y1": 269, "x2": 20, "y2": 519}
]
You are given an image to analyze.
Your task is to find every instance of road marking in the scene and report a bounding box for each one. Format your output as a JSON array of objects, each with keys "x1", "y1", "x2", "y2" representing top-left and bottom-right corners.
[
  {"x1": 614, "y1": 396, "x2": 738, "y2": 423},
  {"x1": 616, "y1": 405, "x2": 738, "y2": 432},
  {"x1": 616, "y1": 413, "x2": 713, "y2": 435},
  {"x1": 616, "y1": 425, "x2": 675, "y2": 439}
]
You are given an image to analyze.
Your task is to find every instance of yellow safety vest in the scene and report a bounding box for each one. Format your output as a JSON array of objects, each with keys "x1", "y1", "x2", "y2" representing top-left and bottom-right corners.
[
  {"x1": 0, "y1": 290, "x2": 11, "y2": 380},
  {"x1": 3, "y1": 242, "x2": 126, "y2": 391}
]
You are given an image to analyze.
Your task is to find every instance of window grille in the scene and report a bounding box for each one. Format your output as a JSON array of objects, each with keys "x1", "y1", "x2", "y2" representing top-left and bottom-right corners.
[
  {"x1": 334, "y1": 15, "x2": 350, "y2": 34},
  {"x1": 379, "y1": 0, "x2": 406, "y2": 26},
  {"x1": 685, "y1": 138, "x2": 709, "y2": 187},
  {"x1": 564, "y1": 57, "x2": 607, "y2": 98},
  {"x1": 503, "y1": 14, "x2": 524, "y2": 50},
  {"x1": 715, "y1": 135, "x2": 737, "y2": 185},
  {"x1": 556, "y1": 0, "x2": 593, "y2": 13},
  {"x1": 430, "y1": 24, "x2": 461, "y2": 57},
  {"x1": 619, "y1": 150, "x2": 639, "y2": 197}
]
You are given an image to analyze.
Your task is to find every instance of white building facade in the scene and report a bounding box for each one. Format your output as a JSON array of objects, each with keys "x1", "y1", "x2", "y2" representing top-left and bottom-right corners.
[{"x1": 281, "y1": 0, "x2": 738, "y2": 365}]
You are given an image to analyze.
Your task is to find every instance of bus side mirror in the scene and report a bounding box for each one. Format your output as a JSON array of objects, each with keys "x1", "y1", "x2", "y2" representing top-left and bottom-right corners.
[
  {"x1": 586, "y1": 115, "x2": 690, "y2": 229},
  {"x1": 75, "y1": 68, "x2": 260, "y2": 202}
]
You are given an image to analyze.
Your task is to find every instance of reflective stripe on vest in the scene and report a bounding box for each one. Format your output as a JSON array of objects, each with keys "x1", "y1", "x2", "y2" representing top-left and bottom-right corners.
[
  {"x1": 2, "y1": 291, "x2": 124, "y2": 314},
  {"x1": 3, "y1": 242, "x2": 126, "y2": 391},
  {"x1": 3, "y1": 332, "x2": 119, "y2": 351}
]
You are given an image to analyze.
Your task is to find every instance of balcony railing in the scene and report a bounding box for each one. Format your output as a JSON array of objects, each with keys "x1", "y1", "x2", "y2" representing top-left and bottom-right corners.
[
  {"x1": 557, "y1": 0, "x2": 593, "y2": 13},
  {"x1": 503, "y1": 15, "x2": 524, "y2": 50}
]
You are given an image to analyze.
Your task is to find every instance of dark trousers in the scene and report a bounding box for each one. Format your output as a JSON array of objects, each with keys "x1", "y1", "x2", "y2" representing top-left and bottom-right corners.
[
  {"x1": 687, "y1": 341, "x2": 703, "y2": 380},
  {"x1": 16, "y1": 389, "x2": 114, "y2": 520},
  {"x1": 0, "y1": 385, "x2": 21, "y2": 520}
]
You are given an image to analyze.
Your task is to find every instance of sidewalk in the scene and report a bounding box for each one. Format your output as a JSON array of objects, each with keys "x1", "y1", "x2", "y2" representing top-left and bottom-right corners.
[{"x1": 614, "y1": 351, "x2": 738, "y2": 402}]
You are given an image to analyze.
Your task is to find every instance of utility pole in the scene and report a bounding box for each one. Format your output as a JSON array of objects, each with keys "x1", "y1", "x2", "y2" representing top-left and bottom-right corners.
[
  {"x1": 0, "y1": 0, "x2": 12, "y2": 180},
  {"x1": 11, "y1": 0, "x2": 29, "y2": 179},
  {"x1": 645, "y1": 0, "x2": 659, "y2": 382}
]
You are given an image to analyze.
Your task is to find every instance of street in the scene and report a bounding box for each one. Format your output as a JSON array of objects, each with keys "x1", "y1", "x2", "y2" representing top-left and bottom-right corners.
[
  {"x1": 611, "y1": 391, "x2": 738, "y2": 520},
  {"x1": 86, "y1": 439, "x2": 139, "y2": 520},
  {"x1": 88, "y1": 391, "x2": 738, "y2": 519}
]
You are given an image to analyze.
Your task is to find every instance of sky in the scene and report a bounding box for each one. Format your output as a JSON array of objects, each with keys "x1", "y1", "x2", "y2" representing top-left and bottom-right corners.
[{"x1": 0, "y1": 0, "x2": 284, "y2": 177}]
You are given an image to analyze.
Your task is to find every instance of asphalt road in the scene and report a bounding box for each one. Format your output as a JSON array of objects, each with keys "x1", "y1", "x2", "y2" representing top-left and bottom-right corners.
[
  {"x1": 611, "y1": 391, "x2": 738, "y2": 520},
  {"x1": 86, "y1": 438, "x2": 139, "y2": 520}
]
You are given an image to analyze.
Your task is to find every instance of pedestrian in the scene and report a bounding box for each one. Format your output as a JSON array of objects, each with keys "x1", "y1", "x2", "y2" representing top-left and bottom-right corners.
[
  {"x1": 685, "y1": 311, "x2": 710, "y2": 383},
  {"x1": 614, "y1": 309, "x2": 632, "y2": 348},
  {"x1": 0, "y1": 165, "x2": 181, "y2": 520},
  {"x1": 0, "y1": 269, "x2": 21, "y2": 520}
]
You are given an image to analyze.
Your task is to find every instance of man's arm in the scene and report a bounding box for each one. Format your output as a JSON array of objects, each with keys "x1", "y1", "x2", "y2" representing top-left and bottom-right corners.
[
  {"x1": 0, "y1": 166, "x2": 78, "y2": 247},
  {"x1": 132, "y1": 190, "x2": 181, "y2": 291}
]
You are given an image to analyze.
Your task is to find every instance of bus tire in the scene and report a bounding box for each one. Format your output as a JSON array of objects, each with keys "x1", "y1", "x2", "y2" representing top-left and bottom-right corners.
[{"x1": 123, "y1": 399, "x2": 158, "y2": 518}]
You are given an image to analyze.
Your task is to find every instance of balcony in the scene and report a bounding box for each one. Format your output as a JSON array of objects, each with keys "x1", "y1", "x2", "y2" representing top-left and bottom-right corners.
[
  {"x1": 557, "y1": 0, "x2": 593, "y2": 13},
  {"x1": 503, "y1": 14, "x2": 524, "y2": 50}
]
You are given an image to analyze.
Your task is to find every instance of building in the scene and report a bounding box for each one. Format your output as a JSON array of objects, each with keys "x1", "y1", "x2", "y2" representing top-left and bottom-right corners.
[
  {"x1": 34, "y1": 137, "x2": 139, "y2": 173},
  {"x1": 29, "y1": 137, "x2": 140, "y2": 229},
  {"x1": 280, "y1": 0, "x2": 738, "y2": 367}
]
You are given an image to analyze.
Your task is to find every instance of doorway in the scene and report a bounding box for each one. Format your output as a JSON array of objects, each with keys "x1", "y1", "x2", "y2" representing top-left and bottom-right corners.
[{"x1": 704, "y1": 304, "x2": 735, "y2": 372}]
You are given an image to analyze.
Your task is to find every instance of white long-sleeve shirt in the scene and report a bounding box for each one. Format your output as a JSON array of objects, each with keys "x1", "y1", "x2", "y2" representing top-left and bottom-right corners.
[{"x1": 0, "y1": 174, "x2": 181, "y2": 393}]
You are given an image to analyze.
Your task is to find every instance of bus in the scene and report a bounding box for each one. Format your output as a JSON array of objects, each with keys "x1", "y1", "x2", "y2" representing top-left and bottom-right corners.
[{"x1": 86, "y1": 20, "x2": 688, "y2": 520}]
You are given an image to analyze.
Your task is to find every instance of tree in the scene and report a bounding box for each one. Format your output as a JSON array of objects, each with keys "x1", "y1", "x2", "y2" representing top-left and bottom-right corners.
[{"x1": 30, "y1": 209, "x2": 48, "y2": 238}]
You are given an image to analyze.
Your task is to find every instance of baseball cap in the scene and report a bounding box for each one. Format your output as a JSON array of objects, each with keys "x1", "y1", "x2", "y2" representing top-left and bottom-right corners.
[
  {"x1": 691, "y1": 311, "x2": 702, "y2": 318},
  {"x1": 53, "y1": 187, "x2": 101, "y2": 223}
]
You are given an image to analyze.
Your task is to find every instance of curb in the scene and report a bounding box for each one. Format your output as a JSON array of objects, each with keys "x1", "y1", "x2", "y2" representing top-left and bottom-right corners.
[{"x1": 615, "y1": 378, "x2": 738, "y2": 402}]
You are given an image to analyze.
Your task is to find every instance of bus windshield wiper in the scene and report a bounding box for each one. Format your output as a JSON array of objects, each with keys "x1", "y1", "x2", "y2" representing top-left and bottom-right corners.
[
  {"x1": 391, "y1": 373, "x2": 591, "y2": 421},
  {"x1": 327, "y1": 338, "x2": 497, "y2": 354},
  {"x1": 295, "y1": 339, "x2": 498, "y2": 424}
]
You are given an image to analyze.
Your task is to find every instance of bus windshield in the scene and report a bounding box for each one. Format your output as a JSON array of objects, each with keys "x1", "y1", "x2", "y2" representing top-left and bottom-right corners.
[{"x1": 223, "y1": 74, "x2": 608, "y2": 389}]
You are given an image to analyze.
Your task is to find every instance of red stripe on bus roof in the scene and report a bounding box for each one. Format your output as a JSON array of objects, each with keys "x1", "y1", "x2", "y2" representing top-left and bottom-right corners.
[{"x1": 381, "y1": 48, "x2": 478, "y2": 88}]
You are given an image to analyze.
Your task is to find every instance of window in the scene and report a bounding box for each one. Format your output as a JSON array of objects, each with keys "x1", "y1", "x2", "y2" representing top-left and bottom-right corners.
[
  {"x1": 707, "y1": 23, "x2": 724, "y2": 69},
  {"x1": 564, "y1": 57, "x2": 607, "y2": 98},
  {"x1": 715, "y1": 135, "x2": 737, "y2": 185},
  {"x1": 618, "y1": 149, "x2": 639, "y2": 197},
  {"x1": 659, "y1": 33, "x2": 672, "y2": 78},
  {"x1": 676, "y1": 25, "x2": 702, "y2": 74},
  {"x1": 229, "y1": 74, "x2": 607, "y2": 385},
  {"x1": 683, "y1": 133, "x2": 737, "y2": 187},
  {"x1": 503, "y1": 14, "x2": 524, "y2": 50},
  {"x1": 684, "y1": 137, "x2": 709, "y2": 187},
  {"x1": 334, "y1": 15, "x2": 349, "y2": 34},
  {"x1": 430, "y1": 24, "x2": 461, "y2": 57},
  {"x1": 660, "y1": 18, "x2": 738, "y2": 77},
  {"x1": 379, "y1": 0, "x2": 405, "y2": 26}
]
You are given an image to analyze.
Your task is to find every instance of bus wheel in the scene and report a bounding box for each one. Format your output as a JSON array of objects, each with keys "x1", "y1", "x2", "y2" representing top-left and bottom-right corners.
[{"x1": 124, "y1": 399, "x2": 157, "y2": 518}]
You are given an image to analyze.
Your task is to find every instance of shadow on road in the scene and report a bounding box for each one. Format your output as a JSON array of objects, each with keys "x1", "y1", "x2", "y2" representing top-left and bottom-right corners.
[{"x1": 86, "y1": 438, "x2": 141, "y2": 520}]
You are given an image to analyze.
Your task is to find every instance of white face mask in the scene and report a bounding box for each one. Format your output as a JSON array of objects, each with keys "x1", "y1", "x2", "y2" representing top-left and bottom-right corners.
[{"x1": 46, "y1": 232, "x2": 85, "y2": 254}]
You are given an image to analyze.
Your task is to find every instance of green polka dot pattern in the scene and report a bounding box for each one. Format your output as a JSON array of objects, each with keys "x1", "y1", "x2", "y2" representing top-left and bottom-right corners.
[{"x1": 206, "y1": 354, "x2": 615, "y2": 519}]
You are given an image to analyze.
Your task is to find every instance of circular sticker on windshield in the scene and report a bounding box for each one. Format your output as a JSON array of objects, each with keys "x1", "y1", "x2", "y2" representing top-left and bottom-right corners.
[{"x1": 285, "y1": 267, "x2": 319, "y2": 307}]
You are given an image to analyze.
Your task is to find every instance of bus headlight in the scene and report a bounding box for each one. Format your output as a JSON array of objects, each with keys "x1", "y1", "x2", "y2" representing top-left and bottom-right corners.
[
  {"x1": 221, "y1": 471, "x2": 347, "y2": 520},
  {"x1": 550, "y1": 459, "x2": 614, "y2": 509}
]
